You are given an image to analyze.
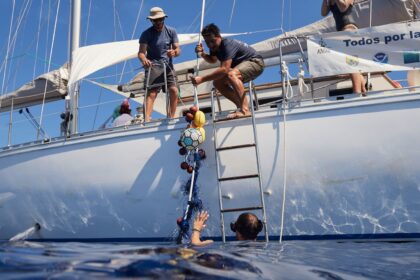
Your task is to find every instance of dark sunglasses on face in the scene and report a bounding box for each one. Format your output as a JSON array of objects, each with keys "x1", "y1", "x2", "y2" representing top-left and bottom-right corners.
[{"x1": 152, "y1": 18, "x2": 165, "y2": 23}]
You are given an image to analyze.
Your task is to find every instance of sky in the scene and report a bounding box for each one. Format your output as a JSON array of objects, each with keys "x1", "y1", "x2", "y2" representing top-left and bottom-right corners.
[{"x1": 0, "y1": 0, "x2": 405, "y2": 147}]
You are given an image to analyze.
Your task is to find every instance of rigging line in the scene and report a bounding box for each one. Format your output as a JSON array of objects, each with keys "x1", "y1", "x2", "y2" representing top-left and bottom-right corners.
[
  {"x1": 280, "y1": 0, "x2": 285, "y2": 33},
  {"x1": 288, "y1": 0, "x2": 292, "y2": 31},
  {"x1": 78, "y1": 98, "x2": 126, "y2": 110},
  {"x1": 6, "y1": 0, "x2": 33, "y2": 92},
  {"x1": 85, "y1": 68, "x2": 141, "y2": 81},
  {"x1": 228, "y1": 0, "x2": 236, "y2": 29},
  {"x1": 239, "y1": 27, "x2": 284, "y2": 36},
  {"x1": 113, "y1": 0, "x2": 118, "y2": 84},
  {"x1": 1, "y1": 0, "x2": 16, "y2": 98},
  {"x1": 45, "y1": 0, "x2": 52, "y2": 73},
  {"x1": 92, "y1": 80, "x2": 104, "y2": 130},
  {"x1": 118, "y1": 0, "x2": 144, "y2": 84},
  {"x1": 67, "y1": 0, "x2": 71, "y2": 62},
  {"x1": 84, "y1": 0, "x2": 93, "y2": 45},
  {"x1": 38, "y1": 0, "x2": 61, "y2": 140},
  {"x1": 32, "y1": 0, "x2": 44, "y2": 81}
]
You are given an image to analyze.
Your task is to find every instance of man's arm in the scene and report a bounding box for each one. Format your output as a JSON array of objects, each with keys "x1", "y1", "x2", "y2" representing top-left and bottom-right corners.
[
  {"x1": 321, "y1": 0, "x2": 330, "y2": 17},
  {"x1": 195, "y1": 43, "x2": 218, "y2": 64},
  {"x1": 167, "y1": 42, "x2": 181, "y2": 58},
  {"x1": 138, "y1": 43, "x2": 151, "y2": 68},
  {"x1": 190, "y1": 59, "x2": 232, "y2": 85},
  {"x1": 335, "y1": 0, "x2": 353, "y2": 13}
]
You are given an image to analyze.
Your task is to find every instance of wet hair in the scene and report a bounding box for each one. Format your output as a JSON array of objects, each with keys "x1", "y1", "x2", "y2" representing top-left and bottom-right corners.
[
  {"x1": 230, "y1": 213, "x2": 263, "y2": 240},
  {"x1": 201, "y1": 23, "x2": 221, "y2": 37},
  {"x1": 119, "y1": 105, "x2": 131, "y2": 115}
]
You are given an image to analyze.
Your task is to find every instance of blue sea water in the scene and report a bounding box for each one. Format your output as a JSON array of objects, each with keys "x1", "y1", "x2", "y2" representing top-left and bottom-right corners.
[{"x1": 1, "y1": 240, "x2": 419, "y2": 279}]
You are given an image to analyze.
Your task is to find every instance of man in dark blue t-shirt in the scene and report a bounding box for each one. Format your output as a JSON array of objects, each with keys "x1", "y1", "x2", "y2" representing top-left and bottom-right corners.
[
  {"x1": 138, "y1": 7, "x2": 180, "y2": 122},
  {"x1": 191, "y1": 23, "x2": 264, "y2": 118}
]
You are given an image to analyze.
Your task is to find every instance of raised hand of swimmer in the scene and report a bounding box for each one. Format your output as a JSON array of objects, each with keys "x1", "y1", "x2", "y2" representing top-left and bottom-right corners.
[{"x1": 191, "y1": 211, "x2": 214, "y2": 246}]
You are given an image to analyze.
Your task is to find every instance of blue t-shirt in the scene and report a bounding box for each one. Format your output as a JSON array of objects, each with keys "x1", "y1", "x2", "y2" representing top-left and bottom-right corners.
[
  {"x1": 210, "y1": 38, "x2": 259, "y2": 68},
  {"x1": 139, "y1": 25, "x2": 179, "y2": 66}
]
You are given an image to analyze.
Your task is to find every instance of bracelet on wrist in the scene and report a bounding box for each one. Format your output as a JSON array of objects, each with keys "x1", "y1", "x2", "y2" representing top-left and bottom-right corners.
[{"x1": 192, "y1": 228, "x2": 201, "y2": 233}]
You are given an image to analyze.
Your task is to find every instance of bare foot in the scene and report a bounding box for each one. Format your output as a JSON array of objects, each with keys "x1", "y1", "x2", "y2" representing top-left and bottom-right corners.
[{"x1": 227, "y1": 110, "x2": 251, "y2": 119}]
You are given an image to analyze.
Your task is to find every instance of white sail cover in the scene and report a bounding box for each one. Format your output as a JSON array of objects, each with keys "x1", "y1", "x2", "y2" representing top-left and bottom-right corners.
[
  {"x1": 308, "y1": 21, "x2": 420, "y2": 77},
  {"x1": 0, "y1": 65, "x2": 68, "y2": 112}
]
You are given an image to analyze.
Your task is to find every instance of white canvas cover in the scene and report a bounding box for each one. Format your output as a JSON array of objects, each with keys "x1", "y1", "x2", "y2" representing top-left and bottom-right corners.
[
  {"x1": 0, "y1": 65, "x2": 68, "y2": 112},
  {"x1": 68, "y1": 33, "x2": 244, "y2": 86}
]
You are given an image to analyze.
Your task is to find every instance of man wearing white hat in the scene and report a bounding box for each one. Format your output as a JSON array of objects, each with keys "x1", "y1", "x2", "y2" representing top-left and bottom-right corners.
[{"x1": 138, "y1": 7, "x2": 181, "y2": 122}]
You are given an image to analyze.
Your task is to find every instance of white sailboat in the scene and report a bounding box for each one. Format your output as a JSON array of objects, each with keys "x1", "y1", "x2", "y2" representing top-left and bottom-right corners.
[{"x1": 0, "y1": 0, "x2": 419, "y2": 242}]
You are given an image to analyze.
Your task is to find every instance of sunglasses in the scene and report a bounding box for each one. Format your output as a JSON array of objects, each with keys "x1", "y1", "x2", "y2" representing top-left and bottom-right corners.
[{"x1": 151, "y1": 18, "x2": 165, "y2": 23}]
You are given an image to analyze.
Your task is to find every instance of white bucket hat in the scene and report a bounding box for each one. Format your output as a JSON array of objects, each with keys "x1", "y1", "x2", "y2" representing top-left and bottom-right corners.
[{"x1": 147, "y1": 7, "x2": 168, "y2": 20}]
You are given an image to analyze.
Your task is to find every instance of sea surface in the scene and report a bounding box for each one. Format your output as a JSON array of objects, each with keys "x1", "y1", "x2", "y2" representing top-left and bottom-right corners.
[{"x1": 0, "y1": 240, "x2": 419, "y2": 279}]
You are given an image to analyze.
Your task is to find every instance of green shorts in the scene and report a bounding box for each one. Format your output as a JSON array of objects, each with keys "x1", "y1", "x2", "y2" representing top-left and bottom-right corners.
[{"x1": 235, "y1": 57, "x2": 265, "y2": 83}]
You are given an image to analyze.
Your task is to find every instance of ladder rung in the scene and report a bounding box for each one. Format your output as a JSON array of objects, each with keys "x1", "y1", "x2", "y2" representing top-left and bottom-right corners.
[
  {"x1": 216, "y1": 144, "x2": 255, "y2": 151},
  {"x1": 221, "y1": 206, "x2": 263, "y2": 213},
  {"x1": 219, "y1": 174, "x2": 259, "y2": 182},
  {"x1": 214, "y1": 114, "x2": 252, "y2": 123}
]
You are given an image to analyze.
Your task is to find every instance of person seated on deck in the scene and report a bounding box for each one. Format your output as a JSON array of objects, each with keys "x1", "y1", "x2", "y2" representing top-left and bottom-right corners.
[
  {"x1": 408, "y1": 70, "x2": 420, "y2": 92},
  {"x1": 190, "y1": 23, "x2": 265, "y2": 119},
  {"x1": 191, "y1": 211, "x2": 264, "y2": 246},
  {"x1": 112, "y1": 99, "x2": 133, "y2": 127},
  {"x1": 321, "y1": 0, "x2": 367, "y2": 96}
]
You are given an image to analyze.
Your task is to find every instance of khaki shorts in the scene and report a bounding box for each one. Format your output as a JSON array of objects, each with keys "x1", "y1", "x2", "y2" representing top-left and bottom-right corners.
[
  {"x1": 144, "y1": 63, "x2": 177, "y2": 92},
  {"x1": 235, "y1": 57, "x2": 265, "y2": 83}
]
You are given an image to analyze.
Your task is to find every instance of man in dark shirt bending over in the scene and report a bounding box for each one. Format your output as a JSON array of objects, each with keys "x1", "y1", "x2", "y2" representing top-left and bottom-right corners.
[{"x1": 191, "y1": 23, "x2": 264, "y2": 118}]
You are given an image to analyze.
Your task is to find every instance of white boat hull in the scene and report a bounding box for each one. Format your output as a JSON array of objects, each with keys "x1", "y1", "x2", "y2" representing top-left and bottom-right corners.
[{"x1": 1, "y1": 90, "x2": 420, "y2": 241}]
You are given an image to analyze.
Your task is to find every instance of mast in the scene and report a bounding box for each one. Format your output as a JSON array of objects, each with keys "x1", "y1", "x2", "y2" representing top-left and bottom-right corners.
[{"x1": 69, "y1": 0, "x2": 81, "y2": 134}]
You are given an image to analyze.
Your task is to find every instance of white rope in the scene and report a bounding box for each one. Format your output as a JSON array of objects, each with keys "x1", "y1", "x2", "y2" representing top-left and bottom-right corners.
[
  {"x1": 32, "y1": 0, "x2": 44, "y2": 81},
  {"x1": 38, "y1": 0, "x2": 61, "y2": 139},
  {"x1": 297, "y1": 60, "x2": 309, "y2": 97},
  {"x1": 282, "y1": 62, "x2": 294, "y2": 99}
]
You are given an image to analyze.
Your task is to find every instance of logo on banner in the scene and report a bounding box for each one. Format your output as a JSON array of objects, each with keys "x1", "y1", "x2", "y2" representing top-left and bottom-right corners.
[
  {"x1": 346, "y1": 55, "x2": 359, "y2": 67},
  {"x1": 403, "y1": 51, "x2": 420, "y2": 64},
  {"x1": 318, "y1": 38, "x2": 327, "y2": 48},
  {"x1": 316, "y1": 37, "x2": 330, "y2": 55},
  {"x1": 373, "y1": 53, "x2": 389, "y2": 64}
]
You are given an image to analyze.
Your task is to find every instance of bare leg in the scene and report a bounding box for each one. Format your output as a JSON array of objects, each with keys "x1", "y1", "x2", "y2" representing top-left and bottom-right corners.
[
  {"x1": 227, "y1": 69, "x2": 249, "y2": 115},
  {"x1": 145, "y1": 89, "x2": 158, "y2": 122},
  {"x1": 213, "y1": 78, "x2": 241, "y2": 107},
  {"x1": 350, "y1": 73, "x2": 366, "y2": 95},
  {"x1": 168, "y1": 85, "x2": 179, "y2": 118}
]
